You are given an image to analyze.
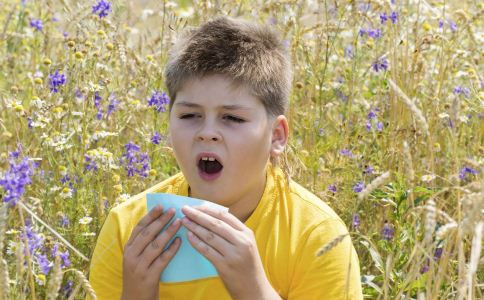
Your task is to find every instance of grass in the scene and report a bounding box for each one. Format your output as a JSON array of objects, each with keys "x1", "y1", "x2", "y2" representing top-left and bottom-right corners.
[{"x1": 0, "y1": 0, "x2": 482, "y2": 299}]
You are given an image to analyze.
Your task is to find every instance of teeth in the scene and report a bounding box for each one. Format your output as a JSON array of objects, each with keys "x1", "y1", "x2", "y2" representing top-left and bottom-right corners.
[{"x1": 201, "y1": 156, "x2": 216, "y2": 161}]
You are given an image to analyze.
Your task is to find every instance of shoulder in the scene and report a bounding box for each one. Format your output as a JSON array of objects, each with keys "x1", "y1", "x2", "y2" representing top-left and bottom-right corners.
[{"x1": 287, "y1": 179, "x2": 344, "y2": 225}]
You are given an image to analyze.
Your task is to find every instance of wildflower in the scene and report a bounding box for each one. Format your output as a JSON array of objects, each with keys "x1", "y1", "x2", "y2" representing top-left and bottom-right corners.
[
  {"x1": 48, "y1": 70, "x2": 66, "y2": 93},
  {"x1": 84, "y1": 154, "x2": 98, "y2": 172},
  {"x1": 151, "y1": 131, "x2": 162, "y2": 145},
  {"x1": 421, "y1": 174, "x2": 436, "y2": 182},
  {"x1": 382, "y1": 221, "x2": 394, "y2": 241},
  {"x1": 148, "y1": 91, "x2": 170, "y2": 113},
  {"x1": 434, "y1": 247, "x2": 443, "y2": 260},
  {"x1": 60, "y1": 215, "x2": 69, "y2": 227},
  {"x1": 61, "y1": 280, "x2": 74, "y2": 298},
  {"x1": 79, "y1": 216, "x2": 93, "y2": 225},
  {"x1": 37, "y1": 254, "x2": 52, "y2": 274},
  {"x1": 371, "y1": 57, "x2": 388, "y2": 72},
  {"x1": 352, "y1": 213, "x2": 360, "y2": 229},
  {"x1": 367, "y1": 28, "x2": 382, "y2": 39},
  {"x1": 420, "y1": 260, "x2": 429, "y2": 274},
  {"x1": 339, "y1": 149, "x2": 353, "y2": 157},
  {"x1": 363, "y1": 166, "x2": 374, "y2": 174},
  {"x1": 94, "y1": 91, "x2": 102, "y2": 108},
  {"x1": 389, "y1": 11, "x2": 398, "y2": 24},
  {"x1": 30, "y1": 19, "x2": 43, "y2": 31},
  {"x1": 59, "y1": 187, "x2": 73, "y2": 199},
  {"x1": 96, "y1": 109, "x2": 103, "y2": 120},
  {"x1": 379, "y1": 13, "x2": 387, "y2": 24},
  {"x1": 449, "y1": 20, "x2": 457, "y2": 32},
  {"x1": 328, "y1": 184, "x2": 337, "y2": 193},
  {"x1": 439, "y1": 19, "x2": 444, "y2": 28},
  {"x1": 0, "y1": 148, "x2": 36, "y2": 205},
  {"x1": 353, "y1": 181, "x2": 365, "y2": 193},
  {"x1": 376, "y1": 121, "x2": 383, "y2": 131},
  {"x1": 344, "y1": 45, "x2": 353, "y2": 59},
  {"x1": 92, "y1": 0, "x2": 112, "y2": 18},
  {"x1": 120, "y1": 142, "x2": 151, "y2": 177},
  {"x1": 107, "y1": 93, "x2": 119, "y2": 116},
  {"x1": 459, "y1": 166, "x2": 478, "y2": 180}
]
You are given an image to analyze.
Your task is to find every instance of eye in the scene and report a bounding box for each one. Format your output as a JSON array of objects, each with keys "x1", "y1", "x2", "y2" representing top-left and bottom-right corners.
[
  {"x1": 179, "y1": 114, "x2": 197, "y2": 119},
  {"x1": 224, "y1": 115, "x2": 245, "y2": 123}
]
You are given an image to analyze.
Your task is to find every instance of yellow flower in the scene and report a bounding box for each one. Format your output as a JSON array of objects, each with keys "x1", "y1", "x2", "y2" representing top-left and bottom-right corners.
[
  {"x1": 97, "y1": 29, "x2": 106, "y2": 37},
  {"x1": 113, "y1": 184, "x2": 123, "y2": 193},
  {"x1": 422, "y1": 22, "x2": 432, "y2": 31},
  {"x1": 14, "y1": 104, "x2": 24, "y2": 112},
  {"x1": 149, "y1": 169, "x2": 157, "y2": 177},
  {"x1": 112, "y1": 174, "x2": 120, "y2": 182},
  {"x1": 106, "y1": 42, "x2": 114, "y2": 50},
  {"x1": 85, "y1": 40, "x2": 93, "y2": 47},
  {"x1": 67, "y1": 40, "x2": 75, "y2": 48},
  {"x1": 34, "y1": 77, "x2": 43, "y2": 84},
  {"x1": 146, "y1": 54, "x2": 154, "y2": 61},
  {"x1": 53, "y1": 107, "x2": 63, "y2": 113},
  {"x1": 75, "y1": 51, "x2": 83, "y2": 59},
  {"x1": 43, "y1": 58, "x2": 52, "y2": 65}
]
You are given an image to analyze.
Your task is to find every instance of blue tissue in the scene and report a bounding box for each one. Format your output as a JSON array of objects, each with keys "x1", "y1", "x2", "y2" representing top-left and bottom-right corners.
[{"x1": 146, "y1": 193, "x2": 229, "y2": 283}]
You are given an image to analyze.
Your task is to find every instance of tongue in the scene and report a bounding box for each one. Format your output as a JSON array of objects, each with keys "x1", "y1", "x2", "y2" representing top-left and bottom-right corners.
[{"x1": 204, "y1": 160, "x2": 223, "y2": 174}]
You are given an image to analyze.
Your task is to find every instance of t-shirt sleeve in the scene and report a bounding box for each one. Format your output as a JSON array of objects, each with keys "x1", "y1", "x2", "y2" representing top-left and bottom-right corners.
[
  {"x1": 288, "y1": 218, "x2": 363, "y2": 300},
  {"x1": 87, "y1": 210, "x2": 124, "y2": 300}
]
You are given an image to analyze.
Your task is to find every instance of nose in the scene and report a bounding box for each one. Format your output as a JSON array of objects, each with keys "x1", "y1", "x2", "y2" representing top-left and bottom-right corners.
[{"x1": 196, "y1": 120, "x2": 222, "y2": 142}]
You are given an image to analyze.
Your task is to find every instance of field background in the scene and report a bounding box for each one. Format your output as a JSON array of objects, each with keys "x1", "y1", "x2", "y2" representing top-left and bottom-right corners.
[{"x1": 0, "y1": 0, "x2": 482, "y2": 299}]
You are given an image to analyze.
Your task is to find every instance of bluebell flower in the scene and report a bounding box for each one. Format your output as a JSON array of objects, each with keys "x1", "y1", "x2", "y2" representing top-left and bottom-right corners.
[
  {"x1": 358, "y1": 28, "x2": 366, "y2": 37},
  {"x1": 439, "y1": 19, "x2": 444, "y2": 28},
  {"x1": 48, "y1": 70, "x2": 66, "y2": 93},
  {"x1": 84, "y1": 155, "x2": 98, "y2": 172},
  {"x1": 366, "y1": 121, "x2": 372, "y2": 131},
  {"x1": 30, "y1": 19, "x2": 43, "y2": 31},
  {"x1": 60, "y1": 215, "x2": 70, "y2": 227},
  {"x1": 376, "y1": 121, "x2": 383, "y2": 131},
  {"x1": 367, "y1": 28, "x2": 382, "y2": 39},
  {"x1": 37, "y1": 254, "x2": 51, "y2": 275},
  {"x1": 92, "y1": 0, "x2": 112, "y2": 18},
  {"x1": 120, "y1": 142, "x2": 150, "y2": 177},
  {"x1": 434, "y1": 247, "x2": 443, "y2": 260},
  {"x1": 353, "y1": 181, "x2": 365, "y2": 193},
  {"x1": 382, "y1": 221, "x2": 394, "y2": 241},
  {"x1": 449, "y1": 20, "x2": 457, "y2": 32},
  {"x1": 459, "y1": 166, "x2": 478, "y2": 180},
  {"x1": 367, "y1": 110, "x2": 377, "y2": 120},
  {"x1": 328, "y1": 184, "x2": 337, "y2": 193},
  {"x1": 151, "y1": 131, "x2": 162, "y2": 145},
  {"x1": 339, "y1": 149, "x2": 353, "y2": 157},
  {"x1": 96, "y1": 109, "x2": 103, "y2": 120},
  {"x1": 148, "y1": 91, "x2": 170, "y2": 113},
  {"x1": 364, "y1": 166, "x2": 374, "y2": 174}
]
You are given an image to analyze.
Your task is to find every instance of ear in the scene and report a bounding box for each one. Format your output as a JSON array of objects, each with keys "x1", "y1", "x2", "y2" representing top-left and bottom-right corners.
[{"x1": 270, "y1": 115, "x2": 289, "y2": 157}]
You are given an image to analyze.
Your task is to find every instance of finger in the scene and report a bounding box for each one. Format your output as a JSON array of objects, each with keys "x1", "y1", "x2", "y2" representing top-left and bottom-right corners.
[
  {"x1": 187, "y1": 230, "x2": 223, "y2": 264},
  {"x1": 131, "y1": 208, "x2": 176, "y2": 256},
  {"x1": 194, "y1": 206, "x2": 246, "y2": 231},
  {"x1": 181, "y1": 206, "x2": 238, "y2": 243},
  {"x1": 182, "y1": 217, "x2": 230, "y2": 255},
  {"x1": 140, "y1": 218, "x2": 182, "y2": 270},
  {"x1": 150, "y1": 236, "x2": 182, "y2": 274},
  {"x1": 126, "y1": 205, "x2": 164, "y2": 246}
]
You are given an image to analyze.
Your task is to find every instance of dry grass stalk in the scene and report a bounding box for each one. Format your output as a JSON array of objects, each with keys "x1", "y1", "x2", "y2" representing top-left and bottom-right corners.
[
  {"x1": 357, "y1": 171, "x2": 391, "y2": 201},
  {"x1": 0, "y1": 203, "x2": 7, "y2": 253},
  {"x1": 316, "y1": 234, "x2": 349, "y2": 257},
  {"x1": 0, "y1": 258, "x2": 9, "y2": 299},
  {"x1": 46, "y1": 256, "x2": 63, "y2": 300},
  {"x1": 424, "y1": 199, "x2": 437, "y2": 243},
  {"x1": 467, "y1": 221, "x2": 483, "y2": 299},
  {"x1": 74, "y1": 269, "x2": 97, "y2": 300},
  {"x1": 403, "y1": 141, "x2": 415, "y2": 182},
  {"x1": 388, "y1": 79, "x2": 430, "y2": 136}
]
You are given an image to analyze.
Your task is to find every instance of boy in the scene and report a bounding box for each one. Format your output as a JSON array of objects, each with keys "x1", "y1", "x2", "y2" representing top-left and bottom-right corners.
[{"x1": 89, "y1": 16, "x2": 363, "y2": 299}]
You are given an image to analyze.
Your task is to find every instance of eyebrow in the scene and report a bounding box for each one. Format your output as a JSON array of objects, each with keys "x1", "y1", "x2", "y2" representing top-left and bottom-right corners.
[{"x1": 174, "y1": 101, "x2": 252, "y2": 111}]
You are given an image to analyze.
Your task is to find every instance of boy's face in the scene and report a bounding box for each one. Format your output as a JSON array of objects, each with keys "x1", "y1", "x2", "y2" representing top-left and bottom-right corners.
[{"x1": 168, "y1": 74, "x2": 287, "y2": 211}]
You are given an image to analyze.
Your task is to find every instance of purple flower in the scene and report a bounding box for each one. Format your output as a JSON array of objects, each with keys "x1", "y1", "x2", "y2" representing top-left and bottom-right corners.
[
  {"x1": 449, "y1": 20, "x2": 457, "y2": 32},
  {"x1": 389, "y1": 11, "x2": 398, "y2": 24},
  {"x1": 382, "y1": 221, "x2": 394, "y2": 241},
  {"x1": 364, "y1": 166, "x2": 374, "y2": 174},
  {"x1": 48, "y1": 70, "x2": 66, "y2": 93},
  {"x1": 367, "y1": 110, "x2": 377, "y2": 120},
  {"x1": 453, "y1": 86, "x2": 462, "y2": 94},
  {"x1": 107, "y1": 93, "x2": 119, "y2": 116},
  {"x1": 439, "y1": 19, "x2": 444, "y2": 28},
  {"x1": 151, "y1": 131, "x2": 162, "y2": 145},
  {"x1": 328, "y1": 184, "x2": 337, "y2": 193},
  {"x1": 339, "y1": 149, "x2": 353, "y2": 157},
  {"x1": 92, "y1": 0, "x2": 112, "y2": 18},
  {"x1": 372, "y1": 57, "x2": 388, "y2": 72},
  {"x1": 37, "y1": 254, "x2": 52, "y2": 274},
  {"x1": 0, "y1": 148, "x2": 36, "y2": 205},
  {"x1": 148, "y1": 91, "x2": 170, "y2": 113},
  {"x1": 358, "y1": 28, "x2": 366, "y2": 37},
  {"x1": 120, "y1": 142, "x2": 151, "y2": 177},
  {"x1": 366, "y1": 121, "x2": 372, "y2": 131},
  {"x1": 379, "y1": 13, "x2": 387, "y2": 24},
  {"x1": 376, "y1": 121, "x2": 383, "y2": 131},
  {"x1": 94, "y1": 91, "x2": 102, "y2": 108},
  {"x1": 420, "y1": 261, "x2": 429, "y2": 274},
  {"x1": 61, "y1": 280, "x2": 74, "y2": 298},
  {"x1": 84, "y1": 155, "x2": 98, "y2": 172},
  {"x1": 352, "y1": 213, "x2": 360, "y2": 229},
  {"x1": 60, "y1": 215, "x2": 70, "y2": 227},
  {"x1": 344, "y1": 45, "x2": 353, "y2": 58},
  {"x1": 353, "y1": 181, "x2": 365, "y2": 193},
  {"x1": 459, "y1": 166, "x2": 478, "y2": 180},
  {"x1": 367, "y1": 28, "x2": 382, "y2": 39},
  {"x1": 434, "y1": 248, "x2": 443, "y2": 260},
  {"x1": 30, "y1": 19, "x2": 43, "y2": 31},
  {"x1": 96, "y1": 109, "x2": 103, "y2": 120}
]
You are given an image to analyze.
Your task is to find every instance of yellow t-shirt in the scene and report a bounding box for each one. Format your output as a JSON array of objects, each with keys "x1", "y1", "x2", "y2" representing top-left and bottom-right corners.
[{"x1": 88, "y1": 163, "x2": 363, "y2": 299}]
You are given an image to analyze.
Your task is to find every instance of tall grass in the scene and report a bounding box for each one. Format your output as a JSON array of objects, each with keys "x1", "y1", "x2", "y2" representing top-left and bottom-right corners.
[{"x1": 0, "y1": 0, "x2": 482, "y2": 299}]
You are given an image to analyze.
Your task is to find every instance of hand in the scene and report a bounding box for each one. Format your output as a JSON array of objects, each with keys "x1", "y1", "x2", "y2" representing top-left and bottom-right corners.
[
  {"x1": 121, "y1": 205, "x2": 182, "y2": 300},
  {"x1": 180, "y1": 206, "x2": 281, "y2": 300}
]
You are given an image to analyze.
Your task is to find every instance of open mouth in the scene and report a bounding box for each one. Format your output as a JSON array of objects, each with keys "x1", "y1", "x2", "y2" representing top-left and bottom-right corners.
[{"x1": 197, "y1": 156, "x2": 223, "y2": 181}]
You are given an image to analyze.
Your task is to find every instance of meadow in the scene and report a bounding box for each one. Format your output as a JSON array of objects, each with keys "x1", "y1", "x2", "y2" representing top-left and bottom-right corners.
[{"x1": 0, "y1": 0, "x2": 482, "y2": 299}]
